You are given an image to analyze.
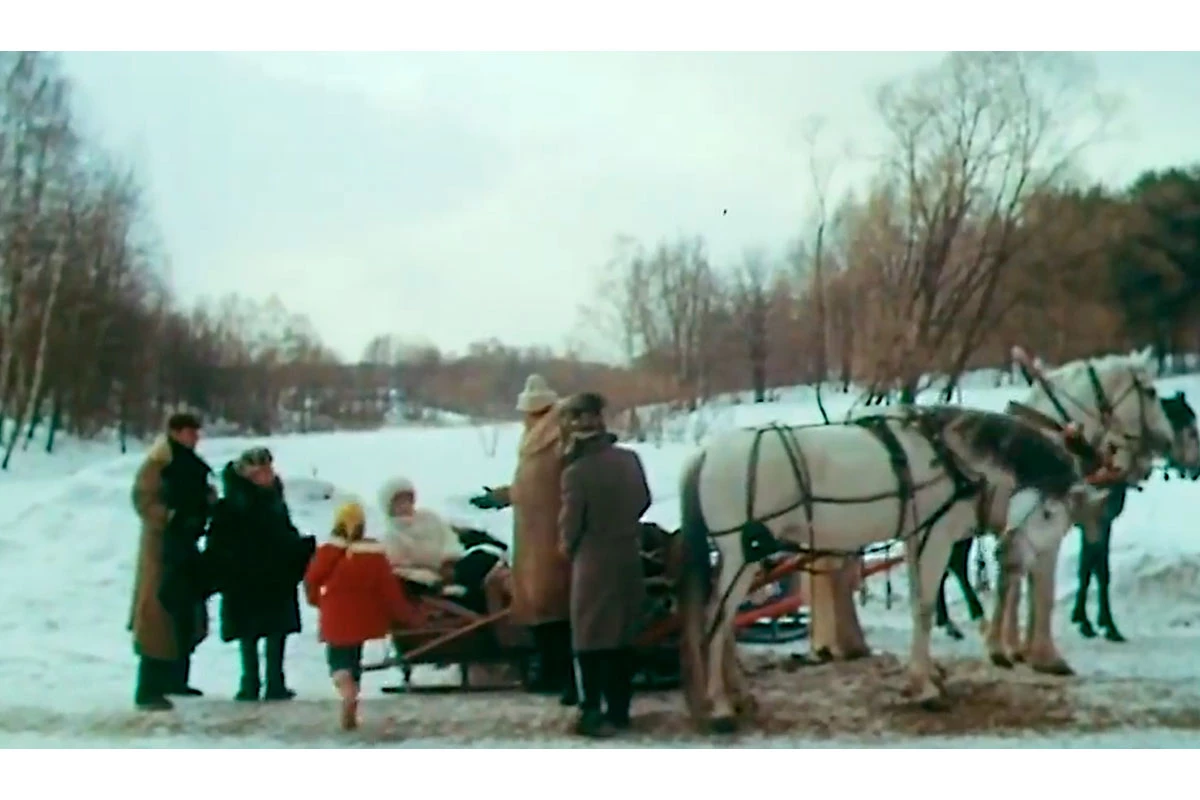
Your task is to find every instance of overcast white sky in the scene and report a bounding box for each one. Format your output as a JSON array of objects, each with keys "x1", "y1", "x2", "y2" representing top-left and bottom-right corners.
[{"x1": 59, "y1": 52, "x2": 1200, "y2": 362}]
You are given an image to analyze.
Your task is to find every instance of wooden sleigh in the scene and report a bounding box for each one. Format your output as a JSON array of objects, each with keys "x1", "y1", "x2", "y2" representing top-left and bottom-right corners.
[{"x1": 362, "y1": 523, "x2": 904, "y2": 693}]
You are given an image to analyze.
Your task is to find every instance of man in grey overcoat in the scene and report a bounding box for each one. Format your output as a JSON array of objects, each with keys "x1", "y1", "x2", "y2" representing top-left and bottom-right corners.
[{"x1": 558, "y1": 392, "x2": 652, "y2": 738}]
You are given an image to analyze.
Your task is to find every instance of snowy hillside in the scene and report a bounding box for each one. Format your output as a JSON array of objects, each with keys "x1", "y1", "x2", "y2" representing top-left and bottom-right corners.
[{"x1": 3, "y1": 370, "x2": 1200, "y2": 746}]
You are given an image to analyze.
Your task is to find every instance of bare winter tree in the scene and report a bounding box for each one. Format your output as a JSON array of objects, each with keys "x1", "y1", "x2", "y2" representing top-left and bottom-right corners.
[
  {"x1": 726, "y1": 249, "x2": 773, "y2": 402},
  {"x1": 855, "y1": 51, "x2": 1116, "y2": 400}
]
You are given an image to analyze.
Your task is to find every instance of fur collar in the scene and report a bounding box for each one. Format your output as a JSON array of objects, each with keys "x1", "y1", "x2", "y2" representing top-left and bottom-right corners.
[
  {"x1": 520, "y1": 402, "x2": 563, "y2": 457},
  {"x1": 323, "y1": 537, "x2": 385, "y2": 555}
]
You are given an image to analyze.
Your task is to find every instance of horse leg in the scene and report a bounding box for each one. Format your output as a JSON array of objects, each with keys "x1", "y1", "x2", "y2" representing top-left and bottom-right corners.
[
  {"x1": 721, "y1": 629, "x2": 756, "y2": 718},
  {"x1": 831, "y1": 557, "x2": 871, "y2": 659},
  {"x1": 934, "y1": 572, "x2": 960, "y2": 639},
  {"x1": 1095, "y1": 519, "x2": 1126, "y2": 643},
  {"x1": 902, "y1": 530, "x2": 954, "y2": 710},
  {"x1": 1025, "y1": 542, "x2": 1074, "y2": 676},
  {"x1": 705, "y1": 565, "x2": 756, "y2": 733},
  {"x1": 986, "y1": 544, "x2": 1017, "y2": 668},
  {"x1": 954, "y1": 540, "x2": 986, "y2": 623},
  {"x1": 1071, "y1": 526, "x2": 1098, "y2": 638},
  {"x1": 809, "y1": 556, "x2": 869, "y2": 660}
]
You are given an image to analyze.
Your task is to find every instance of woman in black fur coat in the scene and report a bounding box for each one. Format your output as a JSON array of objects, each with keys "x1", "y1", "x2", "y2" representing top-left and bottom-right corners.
[{"x1": 206, "y1": 447, "x2": 316, "y2": 701}]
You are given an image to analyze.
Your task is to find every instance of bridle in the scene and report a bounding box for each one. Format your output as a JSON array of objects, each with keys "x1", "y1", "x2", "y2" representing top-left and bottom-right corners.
[{"x1": 1032, "y1": 363, "x2": 1170, "y2": 484}]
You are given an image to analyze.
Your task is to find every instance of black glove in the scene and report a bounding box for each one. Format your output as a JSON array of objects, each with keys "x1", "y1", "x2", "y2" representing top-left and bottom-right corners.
[{"x1": 468, "y1": 486, "x2": 503, "y2": 510}]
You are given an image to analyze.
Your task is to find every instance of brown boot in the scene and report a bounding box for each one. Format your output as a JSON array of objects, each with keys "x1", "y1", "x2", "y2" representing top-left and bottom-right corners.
[{"x1": 333, "y1": 670, "x2": 359, "y2": 731}]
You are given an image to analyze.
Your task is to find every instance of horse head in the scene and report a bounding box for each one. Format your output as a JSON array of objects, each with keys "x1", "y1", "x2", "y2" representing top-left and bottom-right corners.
[
  {"x1": 1038, "y1": 348, "x2": 1174, "y2": 482},
  {"x1": 1160, "y1": 390, "x2": 1200, "y2": 480}
]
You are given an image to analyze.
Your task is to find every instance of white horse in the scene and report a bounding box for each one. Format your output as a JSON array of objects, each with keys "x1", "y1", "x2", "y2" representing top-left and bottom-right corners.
[
  {"x1": 676, "y1": 404, "x2": 1102, "y2": 733},
  {"x1": 988, "y1": 347, "x2": 1180, "y2": 668}
]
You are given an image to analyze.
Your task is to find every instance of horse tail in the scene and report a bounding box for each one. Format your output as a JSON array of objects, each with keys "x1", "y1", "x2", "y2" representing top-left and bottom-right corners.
[
  {"x1": 678, "y1": 447, "x2": 713, "y2": 721},
  {"x1": 679, "y1": 448, "x2": 713, "y2": 604}
]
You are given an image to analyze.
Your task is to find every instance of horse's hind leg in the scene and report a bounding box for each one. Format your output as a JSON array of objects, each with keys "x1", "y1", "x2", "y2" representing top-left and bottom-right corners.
[
  {"x1": 721, "y1": 630, "x2": 755, "y2": 719},
  {"x1": 986, "y1": 545, "x2": 1020, "y2": 668},
  {"x1": 705, "y1": 560, "x2": 756, "y2": 733}
]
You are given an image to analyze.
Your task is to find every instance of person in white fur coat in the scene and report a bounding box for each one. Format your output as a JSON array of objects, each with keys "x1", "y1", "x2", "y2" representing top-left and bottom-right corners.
[{"x1": 378, "y1": 477, "x2": 464, "y2": 586}]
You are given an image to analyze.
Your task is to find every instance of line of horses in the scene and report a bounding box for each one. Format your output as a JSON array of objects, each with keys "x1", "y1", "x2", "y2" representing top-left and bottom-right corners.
[{"x1": 673, "y1": 347, "x2": 1200, "y2": 733}]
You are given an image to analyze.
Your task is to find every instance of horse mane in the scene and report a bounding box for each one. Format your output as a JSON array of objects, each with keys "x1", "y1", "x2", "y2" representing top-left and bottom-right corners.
[
  {"x1": 917, "y1": 405, "x2": 1082, "y2": 498},
  {"x1": 1041, "y1": 351, "x2": 1152, "y2": 394},
  {"x1": 1162, "y1": 391, "x2": 1197, "y2": 430}
]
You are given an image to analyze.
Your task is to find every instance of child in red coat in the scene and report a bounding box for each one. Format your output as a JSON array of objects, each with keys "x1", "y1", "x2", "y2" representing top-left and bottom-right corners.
[{"x1": 304, "y1": 501, "x2": 425, "y2": 730}]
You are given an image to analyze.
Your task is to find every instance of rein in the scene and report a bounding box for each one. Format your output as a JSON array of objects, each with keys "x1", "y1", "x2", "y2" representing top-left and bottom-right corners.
[{"x1": 1012, "y1": 351, "x2": 1161, "y2": 485}]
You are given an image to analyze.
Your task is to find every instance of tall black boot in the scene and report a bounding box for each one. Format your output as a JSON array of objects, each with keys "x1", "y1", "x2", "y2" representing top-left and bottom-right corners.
[
  {"x1": 573, "y1": 652, "x2": 614, "y2": 739},
  {"x1": 167, "y1": 656, "x2": 203, "y2": 697},
  {"x1": 236, "y1": 638, "x2": 261, "y2": 701},
  {"x1": 549, "y1": 622, "x2": 578, "y2": 706},
  {"x1": 603, "y1": 648, "x2": 635, "y2": 729},
  {"x1": 528, "y1": 624, "x2": 565, "y2": 694},
  {"x1": 135, "y1": 657, "x2": 174, "y2": 711},
  {"x1": 263, "y1": 635, "x2": 295, "y2": 701}
]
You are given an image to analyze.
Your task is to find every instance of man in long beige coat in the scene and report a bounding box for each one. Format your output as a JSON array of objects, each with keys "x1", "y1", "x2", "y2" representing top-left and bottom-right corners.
[
  {"x1": 470, "y1": 374, "x2": 575, "y2": 703},
  {"x1": 129, "y1": 412, "x2": 215, "y2": 710}
]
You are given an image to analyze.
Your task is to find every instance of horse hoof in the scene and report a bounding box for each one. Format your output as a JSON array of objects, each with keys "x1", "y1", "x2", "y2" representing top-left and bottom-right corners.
[
  {"x1": 843, "y1": 647, "x2": 872, "y2": 662},
  {"x1": 1032, "y1": 660, "x2": 1075, "y2": 677},
  {"x1": 943, "y1": 625, "x2": 964, "y2": 641},
  {"x1": 990, "y1": 653, "x2": 1014, "y2": 669},
  {"x1": 1011, "y1": 652, "x2": 1026, "y2": 664},
  {"x1": 813, "y1": 647, "x2": 834, "y2": 663},
  {"x1": 919, "y1": 696, "x2": 951, "y2": 712},
  {"x1": 1103, "y1": 628, "x2": 1126, "y2": 643},
  {"x1": 710, "y1": 716, "x2": 739, "y2": 735},
  {"x1": 1078, "y1": 622, "x2": 1097, "y2": 639}
]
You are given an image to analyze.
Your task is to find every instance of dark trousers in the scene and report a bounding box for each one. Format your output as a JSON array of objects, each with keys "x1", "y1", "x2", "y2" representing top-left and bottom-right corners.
[
  {"x1": 575, "y1": 648, "x2": 635, "y2": 723},
  {"x1": 326, "y1": 644, "x2": 365, "y2": 683},
  {"x1": 239, "y1": 635, "x2": 289, "y2": 694},
  {"x1": 531, "y1": 621, "x2": 574, "y2": 695},
  {"x1": 135, "y1": 609, "x2": 198, "y2": 703},
  {"x1": 170, "y1": 608, "x2": 199, "y2": 691}
]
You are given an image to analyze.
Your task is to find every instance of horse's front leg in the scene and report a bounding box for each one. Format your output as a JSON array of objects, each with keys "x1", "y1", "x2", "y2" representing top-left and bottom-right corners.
[
  {"x1": 1025, "y1": 542, "x2": 1074, "y2": 676},
  {"x1": 1094, "y1": 520, "x2": 1126, "y2": 643},
  {"x1": 903, "y1": 529, "x2": 954, "y2": 710},
  {"x1": 1071, "y1": 525, "x2": 1098, "y2": 638}
]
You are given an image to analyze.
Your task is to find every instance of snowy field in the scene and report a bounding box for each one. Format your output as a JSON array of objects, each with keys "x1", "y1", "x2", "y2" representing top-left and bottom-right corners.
[{"x1": 4, "y1": 372, "x2": 1200, "y2": 748}]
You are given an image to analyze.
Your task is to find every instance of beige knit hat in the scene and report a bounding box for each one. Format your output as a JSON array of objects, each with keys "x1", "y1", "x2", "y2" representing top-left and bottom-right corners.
[{"x1": 515, "y1": 374, "x2": 559, "y2": 413}]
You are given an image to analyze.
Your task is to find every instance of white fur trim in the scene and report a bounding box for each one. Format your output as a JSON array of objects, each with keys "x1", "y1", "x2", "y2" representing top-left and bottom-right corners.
[
  {"x1": 378, "y1": 476, "x2": 416, "y2": 513},
  {"x1": 464, "y1": 543, "x2": 507, "y2": 563},
  {"x1": 323, "y1": 538, "x2": 386, "y2": 554}
]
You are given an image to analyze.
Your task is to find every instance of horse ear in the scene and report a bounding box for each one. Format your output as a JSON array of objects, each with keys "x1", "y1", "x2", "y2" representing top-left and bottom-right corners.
[{"x1": 1135, "y1": 345, "x2": 1155, "y2": 367}]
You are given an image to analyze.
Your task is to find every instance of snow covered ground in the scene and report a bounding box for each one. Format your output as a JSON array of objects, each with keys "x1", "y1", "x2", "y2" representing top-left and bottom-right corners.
[{"x1": 4, "y1": 372, "x2": 1200, "y2": 747}]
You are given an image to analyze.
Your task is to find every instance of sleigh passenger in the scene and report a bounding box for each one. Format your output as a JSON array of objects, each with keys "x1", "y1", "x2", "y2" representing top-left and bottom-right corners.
[{"x1": 379, "y1": 476, "x2": 465, "y2": 589}]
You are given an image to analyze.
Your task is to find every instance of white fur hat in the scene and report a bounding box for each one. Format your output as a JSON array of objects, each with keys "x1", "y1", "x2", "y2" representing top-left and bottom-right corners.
[
  {"x1": 516, "y1": 374, "x2": 558, "y2": 413},
  {"x1": 379, "y1": 476, "x2": 415, "y2": 513}
]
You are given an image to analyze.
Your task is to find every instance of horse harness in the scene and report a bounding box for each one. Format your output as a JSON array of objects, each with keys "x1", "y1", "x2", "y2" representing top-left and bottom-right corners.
[
  {"x1": 727, "y1": 410, "x2": 986, "y2": 569},
  {"x1": 1017, "y1": 360, "x2": 1162, "y2": 483}
]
